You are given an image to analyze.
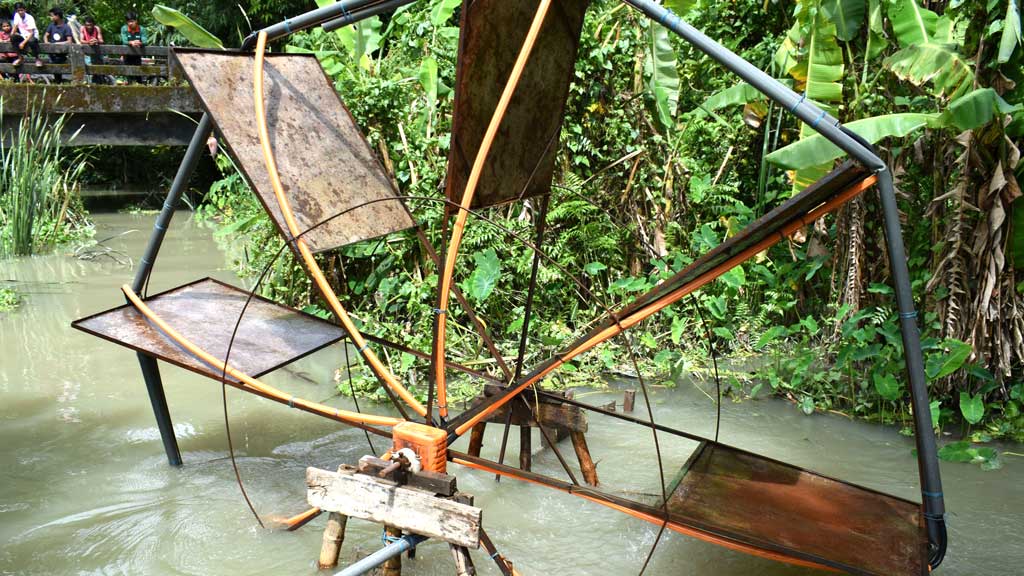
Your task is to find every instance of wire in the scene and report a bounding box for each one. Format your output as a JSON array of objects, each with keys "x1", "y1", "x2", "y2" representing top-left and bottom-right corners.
[{"x1": 690, "y1": 296, "x2": 723, "y2": 443}]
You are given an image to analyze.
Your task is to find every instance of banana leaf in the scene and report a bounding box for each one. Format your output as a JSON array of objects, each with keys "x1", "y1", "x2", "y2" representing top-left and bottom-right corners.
[{"x1": 152, "y1": 5, "x2": 224, "y2": 49}]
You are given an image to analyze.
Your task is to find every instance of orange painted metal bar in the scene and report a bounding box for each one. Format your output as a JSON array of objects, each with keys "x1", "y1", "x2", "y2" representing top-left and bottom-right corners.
[
  {"x1": 432, "y1": 0, "x2": 554, "y2": 418},
  {"x1": 450, "y1": 455, "x2": 837, "y2": 573},
  {"x1": 252, "y1": 31, "x2": 426, "y2": 417},
  {"x1": 454, "y1": 175, "x2": 878, "y2": 437},
  {"x1": 122, "y1": 285, "x2": 404, "y2": 428}
]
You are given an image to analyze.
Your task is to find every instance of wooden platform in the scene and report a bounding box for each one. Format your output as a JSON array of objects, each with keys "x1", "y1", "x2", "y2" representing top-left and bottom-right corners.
[
  {"x1": 72, "y1": 278, "x2": 345, "y2": 381},
  {"x1": 665, "y1": 443, "x2": 927, "y2": 576},
  {"x1": 172, "y1": 49, "x2": 415, "y2": 252}
]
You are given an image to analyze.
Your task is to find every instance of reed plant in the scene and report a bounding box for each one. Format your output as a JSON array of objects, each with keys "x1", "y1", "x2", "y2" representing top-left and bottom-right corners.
[{"x1": 0, "y1": 100, "x2": 91, "y2": 257}]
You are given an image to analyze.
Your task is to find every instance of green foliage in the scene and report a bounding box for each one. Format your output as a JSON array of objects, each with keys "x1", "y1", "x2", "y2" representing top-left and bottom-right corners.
[
  {"x1": 0, "y1": 287, "x2": 20, "y2": 312},
  {"x1": 0, "y1": 105, "x2": 92, "y2": 257},
  {"x1": 151, "y1": 5, "x2": 224, "y2": 48}
]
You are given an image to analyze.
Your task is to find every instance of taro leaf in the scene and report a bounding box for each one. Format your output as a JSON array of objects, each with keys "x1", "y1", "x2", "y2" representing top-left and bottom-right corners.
[
  {"x1": 889, "y1": 0, "x2": 939, "y2": 47},
  {"x1": 959, "y1": 392, "x2": 985, "y2": 425},
  {"x1": 822, "y1": 0, "x2": 867, "y2": 42},
  {"x1": 930, "y1": 399, "x2": 942, "y2": 425},
  {"x1": 800, "y1": 396, "x2": 816, "y2": 415},
  {"x1": 430, "y1": 0, "x2": 461, "y2": 26},
  {"x1": 938, "y1": 440, "x2": 974, "y2": 462},
  {"x1": 713, "y1": 327, "x2": 735, "y2": 340},
  {"x1": 1000, "y1": 0, "x2": 1022, "y2": 63},
  {"x1": 466, "y1": 248, "x2": 501, "y2": 301},
  {"x1": 152, "y1": 5, "x2": 224, "y2": 49},
  {"x1": 767, "y1": 113, "x2": 941, "y2": 170},
  {"x1": 756, "y1": 325, "x2": 788, "y2": 349},
  {"x1": 873, "y1": 372, "x2": 902, "y2": 401},
  {"x1": 926, "y1": 339, "x2": 973, "y2": 380},
  {"x1": 584, "y1": 261, "x2": 608, "y2": 275},
  {"x1": 671, "y1": 316, "x2": 686, "y2": 345},
  {"x1": 645, "y1": 24, "x2": 680, "y2": 131},
  {"x1": 884, "y1": 42, "x2": 975, "y2": 100}
]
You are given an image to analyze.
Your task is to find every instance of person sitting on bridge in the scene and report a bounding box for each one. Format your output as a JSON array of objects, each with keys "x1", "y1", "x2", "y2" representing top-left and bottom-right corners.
[
  {"x1": 120, "y1": 12, "x2": 146, "y2": 64},
  {"x1": 44, "y1": 7, "x2": 74, "y2": 84},
  {"x1": 0, "y1": 20, "x2": 19, "y2": 79},
  {"x1": 10, "y1": 2, "x2": 42, "y2": 68}
]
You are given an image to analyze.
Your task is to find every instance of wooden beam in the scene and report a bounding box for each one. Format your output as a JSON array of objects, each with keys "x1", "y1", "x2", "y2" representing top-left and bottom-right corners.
[
  {"x1": 307, "y1": 467, "x2": 481, "y2": 548},
  {"x1": 356, "y1": 456, "x2": 458, "y2": 496}
]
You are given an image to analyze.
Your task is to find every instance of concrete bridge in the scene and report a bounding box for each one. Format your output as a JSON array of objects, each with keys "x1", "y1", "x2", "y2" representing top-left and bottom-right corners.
[{"x1": 0, "y1": 43, "x2": 201, "y2": 146}]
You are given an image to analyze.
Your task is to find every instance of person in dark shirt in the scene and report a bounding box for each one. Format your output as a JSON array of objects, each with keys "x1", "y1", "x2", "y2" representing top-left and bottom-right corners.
[
  {"x1": 120, "y1": 11, "x2": 147, "y2": 83},
  {"x1": 44, "y1": 7, "x2": 74, "y2": 83}
]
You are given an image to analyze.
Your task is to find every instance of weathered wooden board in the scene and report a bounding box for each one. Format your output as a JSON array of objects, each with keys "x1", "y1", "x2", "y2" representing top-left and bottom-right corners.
[
  {"x1": 307, "y1": 467, "x2": 481, "y2": 548},
  {"x1": 446, "y1": 0, "x2": 591, "y2": 208},
  {"x1": 473, "y1": 385, "x2": 588, "y2": 432},
  {"x1": 173, "y1": 49, "x2": 415, "y2": 252}
]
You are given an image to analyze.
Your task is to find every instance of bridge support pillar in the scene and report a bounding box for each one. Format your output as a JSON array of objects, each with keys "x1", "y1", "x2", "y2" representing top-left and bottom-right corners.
[{"x1": 130, "y1": 113, "x2": 214, "y2": 467}]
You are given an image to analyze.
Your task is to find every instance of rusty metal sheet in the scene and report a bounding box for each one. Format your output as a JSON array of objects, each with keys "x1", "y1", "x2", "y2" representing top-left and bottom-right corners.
[
  {"x1": 667, "y1": 443, "x2": 927, "y2": 576},
  {"x1": 72, "y1": 278, "x2": 345, "y2": 381},
  {"x1": 172, "y1": 49, "x2": 414, "y2": 252},
  {"x1": 446, "y1": 0, "x2": 590, "y2": 209}
]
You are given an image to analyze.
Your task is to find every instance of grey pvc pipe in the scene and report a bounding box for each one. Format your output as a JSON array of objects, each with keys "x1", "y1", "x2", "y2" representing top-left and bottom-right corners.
[
  {"x1": 244, "y1": 0, "x2": 415, "y2": 47},
  {"x1": 323, "y1": 0, "x2": 416, "y2": 32},
  {"x1": 131, "y1": 113, "x2": 214, "y2": 293},
  {"x1": 335, "y1": 535, "x2": 427, "y2": 576},
  {"x1": 622, "y1": 0, "x2": 945, "y2": 560}
]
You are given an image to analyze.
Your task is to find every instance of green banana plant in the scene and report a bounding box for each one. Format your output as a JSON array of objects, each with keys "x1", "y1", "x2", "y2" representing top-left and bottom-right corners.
[{"x1": 152, "y1": 5, "x2": 225, "y2": 49}]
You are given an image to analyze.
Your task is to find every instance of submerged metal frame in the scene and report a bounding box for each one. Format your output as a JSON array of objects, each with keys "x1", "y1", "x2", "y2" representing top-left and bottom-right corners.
[{"x1": 126, "y1": 0, "x2": 945, "y2": 567}]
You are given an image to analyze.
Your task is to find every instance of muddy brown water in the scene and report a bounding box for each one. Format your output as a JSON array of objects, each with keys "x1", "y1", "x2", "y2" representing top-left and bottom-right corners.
[{"x1": 1, "y1": 212, "x2": 1022, "y2": 575}]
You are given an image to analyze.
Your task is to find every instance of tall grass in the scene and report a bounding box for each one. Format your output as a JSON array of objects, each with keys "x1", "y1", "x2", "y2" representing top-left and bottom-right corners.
[{"x1": 0, "y1": 100, "x2": 90, "y2": 257}]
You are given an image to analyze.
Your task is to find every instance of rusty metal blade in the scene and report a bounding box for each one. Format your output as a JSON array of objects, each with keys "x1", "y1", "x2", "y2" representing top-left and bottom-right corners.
[
  {"x1": 173, "y1": 49, "x2": 414, "y2": 252},
  {"x1": 446, "y1": 0, "x2": 590, "y2": 209}
]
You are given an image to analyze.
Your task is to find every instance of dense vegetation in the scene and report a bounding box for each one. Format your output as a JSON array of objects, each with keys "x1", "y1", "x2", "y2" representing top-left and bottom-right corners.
[
  {"x1": 0, "y1": 108, "x2": 92, "y2": 257},
  {"x1": 133, "y1": 0, "x2": 1024, "y2": 460}
]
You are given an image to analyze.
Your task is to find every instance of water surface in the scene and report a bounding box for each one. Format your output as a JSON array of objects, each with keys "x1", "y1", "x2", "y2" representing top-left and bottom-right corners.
[{"x1": 1, "y1": 212, "x2": 1021, "y2": 575}]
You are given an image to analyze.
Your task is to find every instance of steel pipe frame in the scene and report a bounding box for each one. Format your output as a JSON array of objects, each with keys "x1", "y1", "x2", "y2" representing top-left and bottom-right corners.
[
  {"x1": 619, "y1": 0, "x2": 944, "y2": 562},
  {"x1": 130, "y1": 113, "x2": 214, "y2": 466}
]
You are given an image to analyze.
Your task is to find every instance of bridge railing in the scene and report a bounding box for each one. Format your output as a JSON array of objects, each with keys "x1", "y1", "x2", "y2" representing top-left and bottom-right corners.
[{"x1": 0, "y1": 43, "x2": 175, "y2": 82}]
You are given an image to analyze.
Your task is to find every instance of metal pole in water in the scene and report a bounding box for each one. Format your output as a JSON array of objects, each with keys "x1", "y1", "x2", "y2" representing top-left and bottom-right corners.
[
  {"x1": 130, "y1": 113, "x2": 214, "y2": 467},
  {"x1": 334, "y1": 535, "x2": 427, "y2": 576}
]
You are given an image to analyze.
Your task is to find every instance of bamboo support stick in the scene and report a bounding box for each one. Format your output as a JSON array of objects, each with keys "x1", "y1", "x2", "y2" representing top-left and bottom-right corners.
[{"x1": 318, "y1": 512, "x2": 348, "y2": 569}]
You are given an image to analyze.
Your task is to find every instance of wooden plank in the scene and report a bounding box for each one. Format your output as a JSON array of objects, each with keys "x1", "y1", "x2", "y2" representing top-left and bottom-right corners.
[
  {"x1": 480, "y1": 399, "x2": 588, "y2": 433},
  {"x1": 306, "y1": 467, "x2": 481, "y2": 548},
  {"x1": 0, "y1": 42, "x2": 169, "y2": 56}
]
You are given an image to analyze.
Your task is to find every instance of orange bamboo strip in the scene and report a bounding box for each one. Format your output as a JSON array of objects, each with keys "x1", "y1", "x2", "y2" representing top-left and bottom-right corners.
[
  {"x1": 122, "y1": 285, "x2": 403, "y2": 427},
  {"x1": 253, "y1": 31, "x2": 426, "y2": 417},
  {"x1": 432, "y1": 0, "x2": 554, "y2": 417},
  {"x1": 454, "y1": 175, "x2": 877, "y2": 436}
]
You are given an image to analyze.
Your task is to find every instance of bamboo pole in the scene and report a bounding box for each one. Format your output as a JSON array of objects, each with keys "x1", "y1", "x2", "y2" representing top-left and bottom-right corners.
[{"x1": 318, "y1": 512, "x2": 348, "y2": 569}]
